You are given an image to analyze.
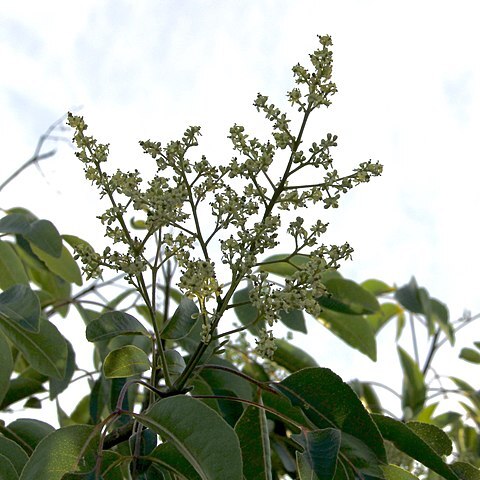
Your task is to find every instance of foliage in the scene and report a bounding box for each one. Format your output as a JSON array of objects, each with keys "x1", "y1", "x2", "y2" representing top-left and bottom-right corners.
[{"x1": 0, "y1": 36, "x2": 479, "y2": 480}]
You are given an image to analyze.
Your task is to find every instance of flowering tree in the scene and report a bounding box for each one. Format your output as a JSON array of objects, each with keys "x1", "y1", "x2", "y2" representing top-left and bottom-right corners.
[{"x1": 0, "y1": 36, "x2": 479, "y2": 480}]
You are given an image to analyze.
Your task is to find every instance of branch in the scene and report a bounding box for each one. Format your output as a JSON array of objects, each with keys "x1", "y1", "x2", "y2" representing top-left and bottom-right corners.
[{"x1": 0, "y1": 112, "x2": 72, "y2": 193}]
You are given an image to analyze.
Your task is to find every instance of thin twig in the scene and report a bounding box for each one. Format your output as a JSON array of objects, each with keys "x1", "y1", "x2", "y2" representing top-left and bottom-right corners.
[{"x1": 0, "y1": 112, "x2": 73, "y2": 193}]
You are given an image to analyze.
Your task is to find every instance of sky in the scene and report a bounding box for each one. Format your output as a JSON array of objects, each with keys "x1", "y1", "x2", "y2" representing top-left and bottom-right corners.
[{"x1": 1, "y1": 1, "x2": 480, "y2": 423}]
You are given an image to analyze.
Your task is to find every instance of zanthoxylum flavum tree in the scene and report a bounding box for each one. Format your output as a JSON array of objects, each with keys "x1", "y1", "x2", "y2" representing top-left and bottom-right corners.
[{"x1": 0, "y1": 35, "x2": 479, "y2": 480}]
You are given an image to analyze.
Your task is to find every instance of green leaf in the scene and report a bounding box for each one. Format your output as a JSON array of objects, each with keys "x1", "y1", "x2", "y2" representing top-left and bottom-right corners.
[
  {"x1": 0, "y1": 330, "x2": 13, "y2": 405},
  {"x1": 406, "y1": 421, "x2": 452, "y2": 456},
  {"x1": 235, "y1": 395, "x2": 272, "y2": 480},
  {"x1": 0, "y1": 436, "x2": 29, "y2": 475},
  {"x1": 199, "y1": 358, "x2": 253, "y2": 402},
  {"x1": 294, "y1": 428, "x2": 340, "y2": 480},
  {"x1": 396, "y1": 312, "x2": 406, "y2": 340},
  {"x1": 450, "y1": 462, "x2": 480, "y2": 480},
  {"x1": 381, "y1": 464, "x2": 419, "y2": 480},
  {"x1": 273, "y1": 338, "x2": 318, "y2": 372},
  {"x1": 274, "y1": 368, "x2": 386, "y2": 463},
  {"x1": 372, "y1": 414, "x2": 457, "y2": 480},
  {"x1": 431, "y1": 299, "x2": 453, "y2": 345},
  {"x1": 86, "y1": 311, "x2": 149, "y2": 342},
  {"x1": 0, "y1": 240, "x2": 29, "y2": 289},
  {"x1": 147, "y1": 442, "x2": 202, "y2": 480},
  {"x1": 279, "y1": 309, "x2": 307, "y2": 333},
  {"x1": 316, "y1": 309, "x2": 377, "y2": 361},
  {"x1": 318, "y1": 278, "x2": 380, "y2": 315},
  {"x1": 6, "y1": 419, "x2": 55, "y2": 452},
  {"x1": 103, "y1": 345, "x2": 150, "y2": 378},
  {"x1": 24, "y1": 219, "x2": 62, "y2": 258},
  {"x1": 0, "y1": 213, "x2": 31, "y2": 235},
  {"x1": 338, "y1": 432, "x2": 385, "y2": 477},
  {"x1": 61, "y1": 234, "x2": 93, "y2": 251},
  {"x1": 398, "y1": 347, "x2": 426, "y2": 418},
  {"x1": 49, "y1": 339, "x2": 76, "y2": 399},
  {"x1": 19, "y1": 425, "x2": 95, "y2": 480},
  {"x1": 30, "y1": 244, "x2": 82, "y2": 286},
  {"x1": 0, "y1": 284, "x2": 41, "y2": 332},
  {"x1": 164, "y1": 349, "x2": 186, "y2": 381},
  {"x1": 28, "y1": 268, "x2": 71, "y2": 317},
  {"x1": 459, "y1": 348, "x2": 480, "y2": 364},
  {"x1": 348, "y1": 380, "x2": 382, "y2": 414},
  {"x1": 361, "y1": 279, "x2": 394, "y2": 296},
  {"x1": 259, "y1": 254, "x2": 310, "y2": 277},
  {"x1": 0, "y1": 454, "x2": 18, "y2": 480},
  {"x1": 135, "y1": 396, "x2": 242, "y2": 480},
  {"x1": 394, "y1": 277, "x2": 426, "y2": 314},
  {"x1": 0, "y1": 368, "x2": 47, "y2": 410},
  {"x1": 0, "y1": 316, "x2": 67, "y2": 379},
  {"x1": 366, "y1": 303, "x2": 402, "y2": 334},
  {"x1": 161, "y1": 297, "x2": 199, "y2": 340},
  {"x1": 232, "y1": 283, "x2": 263, "y2": 335}
]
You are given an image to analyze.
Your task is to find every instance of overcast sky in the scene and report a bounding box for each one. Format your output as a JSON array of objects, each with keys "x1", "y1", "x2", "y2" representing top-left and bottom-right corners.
[{"x1": 1, "y1": 1, "x2": 480, "y2": 421}]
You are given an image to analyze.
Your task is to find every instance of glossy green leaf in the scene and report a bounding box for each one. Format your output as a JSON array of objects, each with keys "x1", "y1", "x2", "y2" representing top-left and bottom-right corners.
[
  {"x1": 318, "y1": 278, "x2": 380, "y2": 315},
  {"x1": 19, "y1": 425, "x2": 95, "y2": 480},
  {"x1": 0, "y1": 454, "x2": 18, "y2": 480},
  {"x1": 294, "y1": 428, "x2": 340, "y2": 480},
  {"x1": 0, "y1": 240, "x2": 29, "y2": 289},
  {"x1": 7, "y1": 419, "x2": 55, "y2": 452},
  {"x1": 235, "y1": 395, "x2": 272, "y2": 480},
  {"x1": 279, "y1": 309, "x2": 307, "y2": 333},
  {"x1": 165, "y1": 349, "x2": 186, "y2": 381},
  {"x1": 259, "y1": 254, "x2": 310, "y2": 277},
  {"x1": 24, "y1": 219, "x2": 62, "y2": 258},
  {"x1": 232, "y1": 283, "x2": 263, "y2": 335},
  {"x1": 0, "y1": 330, "x2": 13, "y2": 405},
  {"x1": 398, "y1": 347, "x2": 426, "y2": 418},
  {"x1": 135, "y1": 395, "x2": 243, "y2": 480},
  {"x1": 147, "y1": 442, "x2": 202, "y2": 480},
  {"x1": 161, "y1": 297, "x2": 199, "y2": 340},
  {"x1": 406, "y1": 421, "x2": 452, "y2": 456},
  {"x1": 86, "y1": 311, "x2": 149, "y2": 342},
  {"x1": 0, "y1": 316, "x2": 67, "y2": 379},
  {"x1": 361, "y1": 279, "x2": 394, "y2": 296},
  {"x1": 0, "y1": 284, "x2": 40, "y2": 332},
  {"x1": 275, "y1": 368, "x2": 386, "y2": 462},
  {"x1": 372, "y1": 414, "x2": 457, "y2": 480},
  {"x1": 103, "y1": 345, "x2": 150, "y2": 378},
  {"x1": 30, "y1": 244, "x2": 82, "y2": 286},
  {"x1": 381, "y1": 464, "x2": 419, "y2": 480},
  {"x1": 0, "y1": 436, "x2": 29, "y2": 475},
  {"x1": 459, "y1": 348, "x2": 480, "y2": 364},
  {"x1": 273, "y1": 338, "x2": 318, "y2": 372},
  {"x1": 366, "y1": 302, "x2": 402, "y2": 334},
  {"x1": 0, "y1": 368, "x2": 47, "y2": 410},
  {"x1": 316, "y1": 309, "x2": 377, "y2": 361}
]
